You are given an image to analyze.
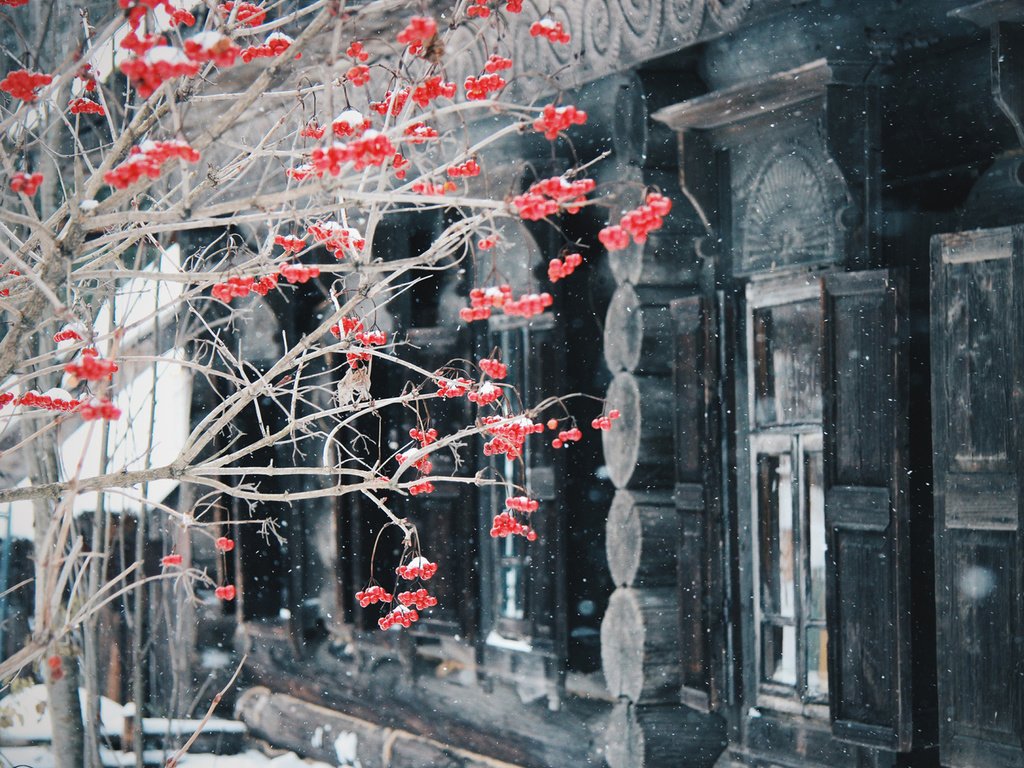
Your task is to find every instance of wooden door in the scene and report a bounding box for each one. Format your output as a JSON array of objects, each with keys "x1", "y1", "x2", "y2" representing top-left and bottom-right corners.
[{"x1": 931, "y1": 227, "x2": 1024, "y2": 768}]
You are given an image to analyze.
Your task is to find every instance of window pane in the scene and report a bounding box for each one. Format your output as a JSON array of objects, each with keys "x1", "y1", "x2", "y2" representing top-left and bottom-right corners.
[
  {"x1": 758, "y1": 453, "x2": 795, "y2": 618},
  {"x1": 805, "y1": 449, "x2": 826, "y2": 621},
  {"x1": 762, "y1": 623, "x2": 797, "y2": 686},
  {"x1": 753, "y1": 301, "x2": 822, "y2": 426},
  {"x1": 806, "y1": 625, "x2": 829, "y2": 697}
]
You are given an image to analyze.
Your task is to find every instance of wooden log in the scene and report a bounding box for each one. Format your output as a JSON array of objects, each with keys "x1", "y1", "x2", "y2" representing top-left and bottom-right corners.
[
  {"x1": 239, "y1": 630, "x2": 604, "y2": 768},
  {"x1": 602, "y1": 700, "x2": 727, "y2": 768},
  {"x1": 236, "y1": 687, "x2": 526, "y2": 768},
  {"x1": 600, "y1": 587, "x2": 681, "y2": 703},
  {"x1": 603, "y1": 283, "x2": 676, "y2": 375},
  {"x1": 601, "y1": 372, "x2": 674, "y2": 489},
  {"x1": 606, "y1": 489, "x2": 678, "y2": 588}
]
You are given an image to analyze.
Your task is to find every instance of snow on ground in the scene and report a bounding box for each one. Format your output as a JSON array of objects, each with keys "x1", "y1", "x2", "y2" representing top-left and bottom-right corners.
[
  {"x1": 1, "y1": 685, "x2": 333, "y2": 768},
  {"x1": 0, "y1": 746, "x2": 336, "y2": 768}
]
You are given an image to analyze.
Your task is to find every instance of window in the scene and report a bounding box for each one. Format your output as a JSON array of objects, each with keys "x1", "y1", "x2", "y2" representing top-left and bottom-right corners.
[{"x1": 747, "y1": 284, "x2": 828, "y2": 708}]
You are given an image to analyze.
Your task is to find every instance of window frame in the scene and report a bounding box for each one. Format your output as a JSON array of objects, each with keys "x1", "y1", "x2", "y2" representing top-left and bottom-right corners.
[{"x1": 744, "y1": 277, "x2": 830, "y2": 718}]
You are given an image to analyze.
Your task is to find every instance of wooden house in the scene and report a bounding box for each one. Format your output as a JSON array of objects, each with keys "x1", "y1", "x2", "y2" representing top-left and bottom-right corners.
[{"x1": 24, "y1": 1, "x2": 1017, "y2": 767}]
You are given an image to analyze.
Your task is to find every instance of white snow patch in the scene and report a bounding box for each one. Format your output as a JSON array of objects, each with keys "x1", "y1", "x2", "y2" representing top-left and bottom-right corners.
[
  {"x1": 333, "y1": 731, "x2": 360, "y2": 768},
  {"x1": 485, "y1": 629, "x2": 532, "y2": 653}
]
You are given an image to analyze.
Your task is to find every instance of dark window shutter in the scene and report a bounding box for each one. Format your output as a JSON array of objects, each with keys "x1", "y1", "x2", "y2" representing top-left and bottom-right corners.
[
  {"x1": 931, "y1": 228, "x2": 1024, "y2": 768},
  {"x1": 671, "y1": 295, "x2": 727, "y2": 712},
  {"x1": 822, "y1": 270, "x2": 913, "y2": 750}
]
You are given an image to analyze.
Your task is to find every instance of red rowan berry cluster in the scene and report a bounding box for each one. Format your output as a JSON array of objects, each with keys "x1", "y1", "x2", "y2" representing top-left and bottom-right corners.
[
  {"x1": 212, "y1": 273, "x2": 278, "y2": 302},
  {"x1": 307, "y1": 222, "x2": 365, "y2": 258},
  {"x1": 529, "y1": 18, "x2": 571, "y2": 44},
  {"x1": 370, "y1": 88, "x2": 410, "y2": 116},
  {"x1": 0, "y1": 0, "x2": 29, "y2": 7},
  {"x1": 479, "y1": 358, "x2": 507, "y2": 379},
  {"x1": 478, "y1": 236, "x2": 498, "y2": 250},
  {"x1": 311, "y1": 132, "x2": 395, "y2": 175},
  {"x1": 448, "y1": 159, "x2": 481, "y2": 178},
  {"x1": 240, "y1": 33, "x2": 296, "y2": 63},
  {"x1": 392, "y1": 153, "x2": 410, "y2": 179},
  {"x1": 467, "y1": 0, "x2": 491, "y2": 18},
  {"x1": 485, "y1": 54, "x2": 513, "y2": 73},
  {"x1": 410, "y1": 427, "x2": 438, "y2": 446},
  {"x1": 490, "y1": 512, "x2": 537, "y2": 540},
  {"x1": 468, "y1": 381, "x2": 502, "y2": 405},
  {"x1": 503, "y1": 291, "x2": 553, "y2": 318},
  {"x1": 300, "y1": 121, "x2": 326, "y2": 139},
  {"x1": 286, "y1": 164, "x2": 314, "y2": 181},
  {"x1": 0, "y1": 269, "x2": 17, "y2": 297},
  {"x1": 506, "y1": 0, "x2": 523, "y2": 10},
  {"x1": 548, "y1": 252, "x2": 583, "y2": 282},
  {"x1": 532, "y1": 103, "x2": 588, "y2": 140},
  {"x1": 551, "y1": 426, "x2": 582, "y2": 449},
  {"x1": 346, "y1": 65, "x2": 370, "y2": 86},
  {"x1": 219, "y1": 1, "x2": 266, "y2": 27},
  {"x1": 506, "y1": 495, "x2": 539, "y2": 513},
  {"x1": 481, "y1": 415, "x2": 544, "y2": 460},
  {"x1": 404, "y1": 122, "x2": 440, "y2": 144},
  {"x1": 379, "y1": 606, "x2": 419, "y2": 630},
  {"x1": 10, "y1": 172, "x2": 43, "y2": 196},
  {"x1": 398, "y1": 589, "x2": 438, "y2": 609},
  {"x1": 329, "y1": 316, "x2": 364, "y2": 338},
  {"x1": 396, "y1": 16, "x2": 437, "y2": 55},
  {"x1": 76, "y1": 65, "x2": 98, "y2": 94},
  {"x1": 459, "y1": 284, "x2": 512, "y2": 321},
  {"x1": 0, "y1": 69, "x2": 52, "y2": 102},
  {"x1": 215, "y1": 585, "x2": 236, "y2": 601},
  {"x1": 184, "y1": 32, "x2": 242, "y2": 67},
  {"x1": 396, "y1": 557, "x2": 438, "y2": 580},
  {"x1": 274, "y1": 235, "x2": 307, "y2": 252},
  {"x1": 161, "y1": 553, "x2": 183, "y2": 567},
  {"x1": 121, "y1": 47, "x2": 200, "y2": 98},
  {"x1": 347, "y1": 41, "x2": 369, "y2": 61},
  {"x1": 53, "y1": 326, "x2": 83, "y2": 344},
  {"x1": 279, "y1": 263, "x2": 320, "y2": 284},
  {"x1": 215, "y1": 536, "x2": 235, "y2": 552},
  {"x1": 412, "y1": 180, "x2": 456, "y2": 196},
  {"x1": 412, "y1": 76, "x2": 456, "y2": 108},
  {"x1": 12, "y1": 389, "x2": 81, "y2": 412},
  {"x1": 464, "y1": 73, "x2": 506, "y2": 100},
  {"x1": 409, "y1": 480, "x2": 435, "y2": 495},
  {"x1": 103, "y1": 139, "x2": 200, "y2": 189},
  {"x1": 512, "y1": 176, "x2": 594, "y2": 220},
  {"x1": 0, "y1": 393, "x2": 12, "y2": 408},
  {"x1": 599, "y1": 192, "x2": 673, "y2": 249},
  {"x1": 48, "y1": 655, "x2": 64, "y2": 682},
  {"x1": 69, "y1": 98, "x2": 105, "y2": 116},
  {"x1": 79, "y1": 397, "x2": 122, "y2": 422},
  {"x1": 397, "y1": 452, "x2": 432, "y2": 474},
  {"x1": 356, "y1": 584, "x2": 392, "y2": 607},
  {"x1": 436, "y1": 376, "x2": 473, "y2": 398},
  {"x1": 592, "y1": 409, "x2": 621, "y2": 430},
  {"x1": 347, "y1": 330, "x2": 386, "y2": 368},
  {"x1": 65, "y1": 349, "x2": 118, "y2": 382},
  {"x1": 331, "y1": 110, "x2": 370, "y2": 138}
]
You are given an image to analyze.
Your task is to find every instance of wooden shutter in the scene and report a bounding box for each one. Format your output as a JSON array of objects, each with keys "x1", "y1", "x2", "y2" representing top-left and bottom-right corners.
[
  {"x1": 931, "y1": 228, "x2": 1024, "y2": 768},
  {"x1": 671, "y1": 295, "x2": 727, "y2": 712},
  {"x1": 821, "y1": 270, "x2": 913, "y2": 750}
]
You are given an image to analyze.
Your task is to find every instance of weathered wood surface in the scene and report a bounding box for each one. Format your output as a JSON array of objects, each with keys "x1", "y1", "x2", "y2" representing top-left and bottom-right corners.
[
  {"x1": 239, "y1": 628, "x2": 607, "y2": 768},
  {"x1": 602, "y1": 700, "x2": 727, "y2": 768},
  {"x1": 601, "y1": 372, "x2": 675, "y2": 489},
  {"x1": 606, "y1": 489, "x2": 677, "y2": 587},
  {"x1": 236, "y1": 687, "x2": 524, "y2": 768},
  {"x1": 600, "y1": 587, "x2": 681, "y2": 703},
  {"x1": 603, "y1": 283, "x2": 675, "y2": 375}
]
